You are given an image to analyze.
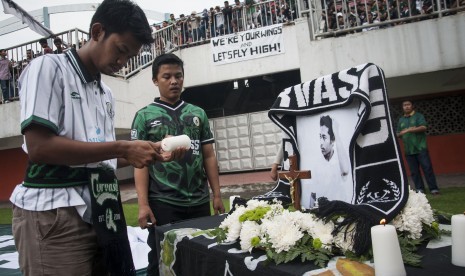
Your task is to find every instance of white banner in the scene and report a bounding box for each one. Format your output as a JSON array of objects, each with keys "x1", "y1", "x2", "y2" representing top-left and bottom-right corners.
[
  {"x1": 2, "y1": 0, "x2": 54, "y2": 37},
  {"x1": 211, "y1": 24, "x2": 285, "y2": 65}
]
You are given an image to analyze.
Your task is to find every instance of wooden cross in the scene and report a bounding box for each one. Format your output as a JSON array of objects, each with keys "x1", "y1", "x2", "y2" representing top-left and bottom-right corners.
[{"x1": 278, "y1": 155, "x2": 311, "y2": 210}]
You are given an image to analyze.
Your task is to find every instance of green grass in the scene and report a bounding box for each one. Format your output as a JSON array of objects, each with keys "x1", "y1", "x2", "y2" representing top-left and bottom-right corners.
[
  {"x1": 1, "y1": 188, "x2": 464, "y2": 226},
  {"x1": 424, "y1": 187, "x2": 465, "y2": 215},
  {"x1": 123, "y1": 199, "x2": 231, "y2": 227}
]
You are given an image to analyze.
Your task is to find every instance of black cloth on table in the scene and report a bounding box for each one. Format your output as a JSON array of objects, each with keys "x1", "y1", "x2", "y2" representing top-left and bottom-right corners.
[{"x1": 155, "y1": 215, "x2": 465, "y2": 276}]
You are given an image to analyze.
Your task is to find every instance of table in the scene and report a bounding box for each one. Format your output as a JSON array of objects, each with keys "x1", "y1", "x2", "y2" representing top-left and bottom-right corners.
[{"x1": 155, "y1": 215, "x2": 465, "y2": 276}]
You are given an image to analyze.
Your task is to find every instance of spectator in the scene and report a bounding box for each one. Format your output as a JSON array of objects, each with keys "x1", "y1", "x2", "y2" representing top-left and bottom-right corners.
[
  {"x1": 200, "y1": 8, "x2": 209, "y2": 39},
  {"x1": 189, "y1": 11, "x2": 202, "y2": 42},
  {"x1": 233, "y1": 0, "x2": 244, "y2": 32},
  {"x1": 362, "y1": 12, "x2": 380, "y2": 31},
  {"x1": 336, "y1": 12, "x2": 346, "y2": 29},
  {"x1": 176, "y1": 15, "x2": 190, "y2": 44},
  {"x1": 215, "y1": 6, "x2": 225, "y2": 36},
  {"x1": 168, "y1": 13, "x2": 177, "y2": 25},
  {"x1": 131, "y1": 53, "x2": 225, "y2": 276},
  {"x1": 23, "y1": 49, "x2": 34, "y2": 66},
  {"x1": 209, "y1": 7, "x2": 217, "y2": 37},
  {"x1": 53, "y1": 37, "x2": 66, "y2": 54},
  {"x1": 0, "y1": 49, "x2": 13, "y2": 103},
  {"x1": 397, "y1": 100, "x2": 440, "y2": 195},
  {"x1": 245, "y1": 0, "x2": 258, "y2": 29},
  {"x1": 39, "y1": 38, "x2": 53, "y2": 55},
  {"x1": 223, "y1": 1, "x2": 234, "y2": 34}
]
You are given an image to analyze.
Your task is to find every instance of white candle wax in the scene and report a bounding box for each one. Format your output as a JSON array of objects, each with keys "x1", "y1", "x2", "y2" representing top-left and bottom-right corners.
[
  {"x1": 452, "y1": 214, "x2": 465, "y2": 267},
  {"x1": 371, "y1": 224, "x2": 406, "y2": 276},
  {"x1": 161, "y1": 135, "x2": 191, "y2": 152}
]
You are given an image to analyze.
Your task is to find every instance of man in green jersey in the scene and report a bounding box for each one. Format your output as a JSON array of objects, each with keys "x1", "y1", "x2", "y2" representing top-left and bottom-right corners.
[
  {"x1": 130, "y1": 53, "x2": 225, "y2": 276},
  {"x1": 397, "y1": 100, "x2": 440, "y2": 195}
]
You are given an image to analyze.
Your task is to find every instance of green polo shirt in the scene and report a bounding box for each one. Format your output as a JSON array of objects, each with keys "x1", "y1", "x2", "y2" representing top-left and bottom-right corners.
[{"x1": 397, "y1": 111, "x2": 428, "y2": 155}]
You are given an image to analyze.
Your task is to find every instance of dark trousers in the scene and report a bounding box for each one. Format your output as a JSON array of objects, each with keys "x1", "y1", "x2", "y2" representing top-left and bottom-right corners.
[
  {"x1": 406, "y1": 150, "x2": 439, "y2": 193},
  {"x1": 1, "y1": 79, "x2": 13, "y2": 101},
  {"x1": 146, "y1": 200, "x2": 210, "y2": 276}
]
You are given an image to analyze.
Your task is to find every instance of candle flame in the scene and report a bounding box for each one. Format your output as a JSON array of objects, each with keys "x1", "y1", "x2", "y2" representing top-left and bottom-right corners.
[{"x1": 380, "y1": 219, "x2": 386, "y2": 225}]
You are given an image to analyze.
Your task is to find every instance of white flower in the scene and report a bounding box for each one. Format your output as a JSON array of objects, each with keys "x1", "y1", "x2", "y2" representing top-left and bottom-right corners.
[
  {"x1": 245, "y1": 199, "x2": 270, "y2": 210},
  {"x1": 261, "y1": 210, "x2": 304, "y2": 253},
  {"x1": 309, "y1": 218, "x2": 335, "y2": 249},
  {"x1": 391, "y1": 189, "x2": 435, "y2": 239},
  {"x1": 220, "y1": 205, "x2": 246, "y2": 242},
  {"x1": 239, "y1": 220, "x2": 261, "y2": 252}
]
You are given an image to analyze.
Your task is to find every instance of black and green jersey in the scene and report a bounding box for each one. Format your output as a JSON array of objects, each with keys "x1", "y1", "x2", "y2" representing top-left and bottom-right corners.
[{"x1": 131, "y1": 98, "x2": 214, "y2": 206}]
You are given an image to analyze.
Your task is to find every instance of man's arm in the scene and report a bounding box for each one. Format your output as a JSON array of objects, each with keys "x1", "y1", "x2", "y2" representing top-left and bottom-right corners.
[
  {"x1": 397, "y1": 125, "x2": 427, "y2": 137},
  {"x1": 202, "y1": 143, "x2": 225, "y2": 214},
  {"x1": 332, "y1": 119, "x2": 350, "y2": 176},
  {"x1": 270, "y1": 143, "x2": 283, "y2": 181},
  {"x1": 24, "y1": 124, "x2": 166, "y2": 168},
  {"x1": 134, "y1": 167, "x2": 155, "y2": 228}
]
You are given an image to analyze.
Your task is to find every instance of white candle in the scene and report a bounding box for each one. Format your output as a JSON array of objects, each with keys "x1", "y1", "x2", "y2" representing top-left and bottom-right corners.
[
  {"x1": 161, "y1": 135, "x2": 191, "y2": 152},
  {"x1": 452, "y1": 213, "x2": 465, "y2": 267},
  {"x1": 371, "y1": 221, "x2": 406, "y2": 276}
]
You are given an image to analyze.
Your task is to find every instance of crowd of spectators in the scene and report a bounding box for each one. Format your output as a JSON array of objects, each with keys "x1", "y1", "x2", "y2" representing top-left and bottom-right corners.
[
  {"x1": 0, "y1": 36, "x2": 75, "y2": 103},
  {"x1": 152, "y1": 0, "x2": 298, "y2": 55},
  {"x1": 319, "y1": 0, "x2": 463, "y2": 33},
  {"x1": 1, "y1": 0, "x2": 462, "y2": 91}
]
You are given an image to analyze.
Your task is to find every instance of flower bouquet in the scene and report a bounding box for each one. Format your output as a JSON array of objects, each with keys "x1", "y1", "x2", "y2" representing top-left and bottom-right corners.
[{"x1": 212, "y1": 188, "x2": 445, "y2": 268}]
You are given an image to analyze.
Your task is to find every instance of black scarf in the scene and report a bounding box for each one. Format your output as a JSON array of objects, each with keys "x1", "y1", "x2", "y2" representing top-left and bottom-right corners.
[
  {"x1": 267, "y1": 63, "x2": 409, "y2": 255},
  {"x1": 87, "y1": 168, "x2": 136, "y2": 275}
]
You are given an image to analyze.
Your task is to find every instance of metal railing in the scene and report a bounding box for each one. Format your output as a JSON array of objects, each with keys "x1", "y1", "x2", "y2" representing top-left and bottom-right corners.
[
  {"x1": 302, "y1": 0, "x2": 465, "y2": 38},
  {"x1": 2, "y1": 28, "x2": 89, "y2": 102},
  {"x1": 1, "y1": 0, "x2": 462, "y2": 91}
]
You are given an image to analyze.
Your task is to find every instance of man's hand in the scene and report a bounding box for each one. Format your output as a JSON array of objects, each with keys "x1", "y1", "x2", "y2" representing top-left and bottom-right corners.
[
  {"x1": 138, "y1": 204, "x2": 156, "y2": 229},
  {"x1": 124, "y1": 140, "x2": 165, "y2": 168},
  {"x1": 212, "y1": 197, "x2": 225, "y2": 215}
]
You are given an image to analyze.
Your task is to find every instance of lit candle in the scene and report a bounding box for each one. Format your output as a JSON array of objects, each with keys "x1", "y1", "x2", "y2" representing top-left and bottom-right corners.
[
  {"x1": 161, "y1": 135, "x2": 191, "y2": 152},
  {"x1": 371, "y1": 219, "x2": 406, "y2": 276},
  {"x1": 452, "y1": 212, "x2": 465, "y2": 267}
]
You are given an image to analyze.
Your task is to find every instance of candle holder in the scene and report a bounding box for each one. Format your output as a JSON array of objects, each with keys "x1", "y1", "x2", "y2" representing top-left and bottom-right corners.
[
  {"x1": 371, "y1": 219, "x2": 406, "y2": 276},
  {"x1": 451, "y1": 212, "x2": 465, "y2": 267}
]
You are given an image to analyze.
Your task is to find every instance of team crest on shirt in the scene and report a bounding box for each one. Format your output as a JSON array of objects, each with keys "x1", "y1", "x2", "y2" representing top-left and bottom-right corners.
[
  {"x1": 131, "y1": 129, "x2": 138, "y2": 140},
  {"x1": 106, "y1": 102, "x2": 115, "y2": 119},
  {"x1": 71, "y1": 91, "x2": 81, "y2": 99},
  {"x1": 193, "y1": 116, "x2": 200, "y2": 126}
]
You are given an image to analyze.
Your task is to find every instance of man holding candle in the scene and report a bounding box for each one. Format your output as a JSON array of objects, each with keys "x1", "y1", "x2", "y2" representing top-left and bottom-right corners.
[
  {"x1": 130, "y1": 53, "x2": 225, "y2": 276},
  {"x1": 397, "y1": 100, "x2": 440, "y2": 195}
]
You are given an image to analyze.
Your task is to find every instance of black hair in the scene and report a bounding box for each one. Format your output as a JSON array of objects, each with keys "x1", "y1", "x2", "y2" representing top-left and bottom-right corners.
[
  {"x1": 39, "y1": 38, "x2": 48, "y2": 44},
  {"x1": 402, "y1": 99, "x2": 415, "y2": 107},
  {"x1": 90, "y1": 0, "x2": 154, "y2": 46},
  {"x1": 152, "y1": 54, "x2": 184, "y2": 79},
  {"x1": 320, "y1": 115, "x2": 335, "y2": 141},
  {"x1": 53, "y1": 37, "x2": 62, "y2": 43}
]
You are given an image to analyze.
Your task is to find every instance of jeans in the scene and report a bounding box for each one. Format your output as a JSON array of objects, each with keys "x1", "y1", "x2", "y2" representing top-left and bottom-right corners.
[
  {"x1": 406, "y1": 150, "x2": 439, "y2": 193},
  {"x1": 1, "y1": 79, "x2": 13, "y2": 101}
]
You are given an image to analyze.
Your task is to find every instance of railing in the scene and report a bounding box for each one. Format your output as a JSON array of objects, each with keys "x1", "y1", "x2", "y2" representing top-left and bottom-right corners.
[
  {"x1": 302, "y1": 0, "x2": 465, "y2": 38},
  {"x1": 3, "y1": 28, "x2": 89, "y2": 102},
  {"x1": 1, "y1": 0, "x2": 463, "y2": 93}
]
